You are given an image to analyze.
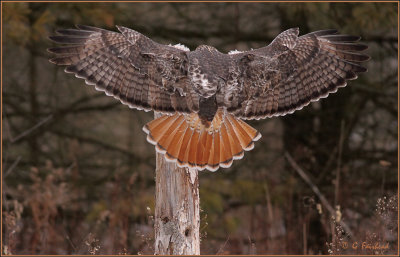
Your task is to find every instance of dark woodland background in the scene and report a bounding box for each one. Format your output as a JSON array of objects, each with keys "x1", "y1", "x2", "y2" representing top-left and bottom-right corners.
[{"x1": 2, "y1": 2, "x2": 398, "y2": 255}]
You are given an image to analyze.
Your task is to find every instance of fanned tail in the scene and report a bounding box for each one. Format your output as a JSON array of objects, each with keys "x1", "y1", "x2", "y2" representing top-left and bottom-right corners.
[{"x1": 143, "y1": 110, "x2": 261, "y2": 171}]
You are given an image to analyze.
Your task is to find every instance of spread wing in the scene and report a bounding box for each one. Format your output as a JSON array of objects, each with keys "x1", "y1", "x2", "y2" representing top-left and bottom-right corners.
[
  {"x1": 48, "y1": 25, "x2": 200, "y2": 114},
  {"x1": 225, "y1": 28, "x2": 369, "y2": 120}
]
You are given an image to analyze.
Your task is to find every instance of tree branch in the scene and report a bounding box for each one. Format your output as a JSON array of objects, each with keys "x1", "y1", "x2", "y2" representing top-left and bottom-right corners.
[{"x1": 284, "y1": 152, "x2": 354, "y2": 238}]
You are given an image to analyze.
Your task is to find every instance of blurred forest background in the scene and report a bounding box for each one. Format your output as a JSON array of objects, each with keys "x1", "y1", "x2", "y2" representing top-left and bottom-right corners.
[{"x1": 2, "y1": 2, "x2": 398, "y2": 255}]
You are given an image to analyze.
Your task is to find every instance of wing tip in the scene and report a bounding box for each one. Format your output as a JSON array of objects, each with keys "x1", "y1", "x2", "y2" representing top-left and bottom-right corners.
[
  {"x1": 48, "y1": 57, "x2": 58, "y2": 65},
  {"x1": 75, "y1": 24, "x2": 101, "y2": 31}
]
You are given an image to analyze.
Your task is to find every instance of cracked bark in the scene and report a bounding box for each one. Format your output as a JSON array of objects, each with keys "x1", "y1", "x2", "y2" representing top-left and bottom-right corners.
[{"x1": 154, "y1": 112, "x2": 200, "y2": 255}]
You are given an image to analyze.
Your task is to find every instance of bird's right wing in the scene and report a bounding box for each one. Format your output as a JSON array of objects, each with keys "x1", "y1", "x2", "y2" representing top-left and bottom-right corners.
[{"x1": 49, "y1": 25, "x2": 200, "y2": 114}]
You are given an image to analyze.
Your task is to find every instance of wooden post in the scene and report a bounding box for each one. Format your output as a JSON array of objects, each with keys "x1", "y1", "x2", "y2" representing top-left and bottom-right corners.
[{"x1": 154, "y1": 112, "x2": 200, "y2": 255}]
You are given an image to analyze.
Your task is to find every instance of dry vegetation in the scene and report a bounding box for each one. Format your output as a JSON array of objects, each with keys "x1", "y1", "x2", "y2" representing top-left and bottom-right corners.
[{"x1": 2, "y1": 2, "x2": 398, "y2": 255}]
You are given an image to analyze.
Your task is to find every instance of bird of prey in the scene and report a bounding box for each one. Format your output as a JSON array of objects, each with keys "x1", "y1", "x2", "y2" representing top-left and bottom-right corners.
[{"x1": 48, "y1": 25, "x2": 369, "y2": 171}]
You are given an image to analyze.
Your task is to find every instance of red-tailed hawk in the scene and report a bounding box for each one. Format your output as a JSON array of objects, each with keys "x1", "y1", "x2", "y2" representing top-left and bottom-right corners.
[{"x1": 49, "y1": 25, "x2": 369, "y2": 171}]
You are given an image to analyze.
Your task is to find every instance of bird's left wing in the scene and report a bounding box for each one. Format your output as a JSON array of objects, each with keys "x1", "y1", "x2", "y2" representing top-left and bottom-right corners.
[
  {"x1": 49, "y1": 25, "x2": 200, "y2": 114},
  {"x1": 225, "y1": 28, "x2": 369, "y2": 120}
]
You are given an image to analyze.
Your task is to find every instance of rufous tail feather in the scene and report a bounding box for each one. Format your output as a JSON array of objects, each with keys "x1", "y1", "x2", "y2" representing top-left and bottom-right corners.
[{"x1": 143, "y1": 110, "x2": 261, "y2": 171}]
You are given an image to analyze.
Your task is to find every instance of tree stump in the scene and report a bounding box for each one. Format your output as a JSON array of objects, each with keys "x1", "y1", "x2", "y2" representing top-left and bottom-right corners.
[{"x1": 154, "y1": 112, "x2": 200, "y2": 255}]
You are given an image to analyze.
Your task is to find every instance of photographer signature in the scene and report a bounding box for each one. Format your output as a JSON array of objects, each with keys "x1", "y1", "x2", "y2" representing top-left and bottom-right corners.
[{"x1": 341, "y1": 241, "x2": 389, "y2": 250}]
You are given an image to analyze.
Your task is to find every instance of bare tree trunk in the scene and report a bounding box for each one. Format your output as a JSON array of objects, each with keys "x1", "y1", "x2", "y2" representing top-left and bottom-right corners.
[
  {"x1": 28, "y1": 8, "x2": 39, "y2": 166},
  {"x1": 154, "y1": 112, "x2": 200, "y2": 255}
]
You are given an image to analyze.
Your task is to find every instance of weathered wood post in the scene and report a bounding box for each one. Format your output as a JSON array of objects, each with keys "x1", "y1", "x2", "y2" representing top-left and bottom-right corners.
[{"x1": 154, "y1": 112, "x2": 200, "y2": 255}]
